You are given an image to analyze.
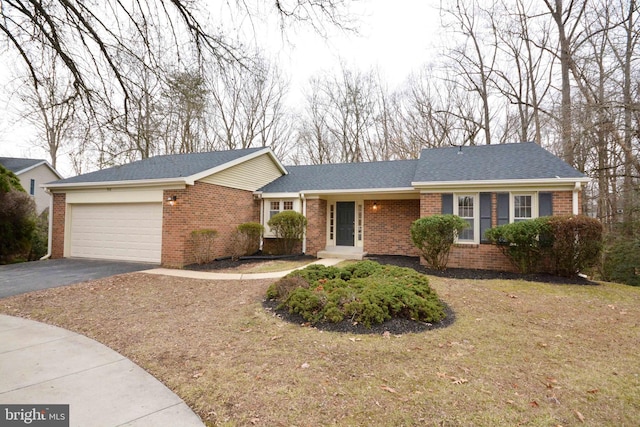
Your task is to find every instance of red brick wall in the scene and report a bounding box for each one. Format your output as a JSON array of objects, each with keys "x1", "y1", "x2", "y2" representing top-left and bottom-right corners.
[
  {"x1": 161, "y1": 182, "x2": 259, "y2": 267},
  {"x1": 420, "y1": 193, "x2": 441, "y2": 216},
  {"x1": 305, "y1": 198, "x2": 327, "y2": 256},
  {"x1": 364, "y1": 199, "x2": 420, "y2": 256},
  {"x1": 554, "y1": 191, "x2": 575, "y2": 215},
  {"x1": 51, "y1": 193, "x2": 66, "y2": 258}
]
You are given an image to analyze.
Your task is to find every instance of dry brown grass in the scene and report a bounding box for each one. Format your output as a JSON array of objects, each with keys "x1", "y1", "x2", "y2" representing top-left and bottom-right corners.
[{"x1": 1, "y1": 272, "x2": 639, "y2": 427}]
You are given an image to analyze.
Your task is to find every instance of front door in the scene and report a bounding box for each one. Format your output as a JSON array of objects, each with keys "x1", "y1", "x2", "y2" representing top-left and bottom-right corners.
[{"x1": 336, "y1": 202, "x2": 355, "y2": 246}]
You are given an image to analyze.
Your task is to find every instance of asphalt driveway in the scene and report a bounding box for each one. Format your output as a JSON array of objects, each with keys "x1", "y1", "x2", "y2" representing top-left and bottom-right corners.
[{"x1": 0, "y1": 259, "x2": 157, "y2": 298}]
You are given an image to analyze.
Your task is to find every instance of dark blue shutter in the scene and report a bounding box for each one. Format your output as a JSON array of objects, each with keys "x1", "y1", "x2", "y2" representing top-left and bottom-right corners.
[
  {"x1": 441, "y1": 194, "x2": 453, "y2": 214},
  {"x1": 497, "y1": 193, "x2": 510, "y2": 225},
  {"x1": 480, "y1": 192, "x2": 492, "y2": 243},
  {"x1": 539, "y1": 192, "x2": 553, "y2": 217}
]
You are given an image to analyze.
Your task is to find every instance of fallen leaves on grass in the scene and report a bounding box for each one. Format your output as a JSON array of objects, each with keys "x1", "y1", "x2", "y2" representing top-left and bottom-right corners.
[{"x1": 380, "y1": 385, "x2": 398, "y2": 394}]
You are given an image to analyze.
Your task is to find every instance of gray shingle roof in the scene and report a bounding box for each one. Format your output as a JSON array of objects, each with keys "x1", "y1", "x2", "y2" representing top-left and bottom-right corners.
[
  {"x1": 412, "y1": 142, "x2": 585, "y2": 182},
  {"x1": 51, "y1": 147, "x2": 265, "y2": 184},
  {"x1": 261, "y1": 143, "x2": 585, "y2": 193},
  {"x1": 259, "y1": 159, "x2": 419, "y2": 192},
  {"x1": 0, "y1": 157, "x2": 46, "y2": 174}
]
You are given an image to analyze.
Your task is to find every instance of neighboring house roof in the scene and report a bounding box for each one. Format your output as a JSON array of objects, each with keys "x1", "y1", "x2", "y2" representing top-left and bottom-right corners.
[
  {"x1": 0, "y1": 157, "x2": 63, "y2": 179},
  {"x1": 259, "y1": 159, "x2": 419, "y2": 193},
  {"x1": 412, "y1": 142, "x2": 586, "y2": 184},
  {"x1": 45, "y1": 147, "x2": 284, "y2": 188}
]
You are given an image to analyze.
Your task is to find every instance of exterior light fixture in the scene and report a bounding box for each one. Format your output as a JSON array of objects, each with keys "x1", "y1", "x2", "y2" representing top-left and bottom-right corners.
[
  {"x1": 373, "y1": 201, "x2": 378, "y2": 211},
  {"x1": 167, "y1": 195, "x2": 177, "y2": 206}
]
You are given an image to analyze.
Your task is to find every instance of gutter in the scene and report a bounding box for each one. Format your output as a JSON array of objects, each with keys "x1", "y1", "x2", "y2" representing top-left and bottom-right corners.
[{"x1": 40, "y1": 189, "x2": 53, "y2": 260}]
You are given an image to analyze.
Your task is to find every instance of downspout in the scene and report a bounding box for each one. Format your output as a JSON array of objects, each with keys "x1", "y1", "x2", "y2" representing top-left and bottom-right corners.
[
  {"x1": 40, "y1": 189, "x2": 53, "y2": 260},
  {"x1": 257, "y1": 193, "x2": 264, "y2": 251},
  {"x1": 301, "y1": 193, "x2": 307, "y2": 254},
  {"x1": 572, "y1": 182, "x2": 581, "y2": 215}
]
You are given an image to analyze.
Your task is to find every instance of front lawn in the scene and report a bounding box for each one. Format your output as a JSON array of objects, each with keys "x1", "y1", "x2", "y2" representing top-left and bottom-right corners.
[{"x1": 1, "y1": 270, "x2": 638, "y2": 426}]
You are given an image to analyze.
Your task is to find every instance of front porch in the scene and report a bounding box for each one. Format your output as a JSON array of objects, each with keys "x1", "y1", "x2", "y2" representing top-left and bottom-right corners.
[{"x1": 317, "y1": 246, "x2": 367, "y2": 260}]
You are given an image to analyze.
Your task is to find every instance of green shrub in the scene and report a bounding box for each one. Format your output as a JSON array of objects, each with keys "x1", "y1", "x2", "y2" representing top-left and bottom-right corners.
[
  {"x1": 410, "y1": 214, "x2": 468, "y2": 270},
  {"x1": 545, "y1": 215, "x2": 603, "y2": 277},
  {"x1": 230, "y1": 222, "x2": 264, "y2": 260},
  {"x1": 0, "y1": 190, "x2": 37, "y2": 264},
  {"x1": 29, "y1": 209, "x2": 49, "y2": 261},
  {"x1": 484, "y1": 218, "x2": 551, "y2": 274},
  {"x1": 602, "y1": 237, "x2": 640, "y2": 286},
  {"x1": 267, "y1": 260, "x2": 446, "y2": 328},
  {"x1": 267, "y1": 211, "x2": 307, "y2": 254},
  {"x1": 190, "y1": 229, "x2": 218, "y2": 264}
]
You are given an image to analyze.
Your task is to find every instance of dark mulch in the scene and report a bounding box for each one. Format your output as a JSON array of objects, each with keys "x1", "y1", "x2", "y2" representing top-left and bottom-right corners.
[
  {"x1": 185, "y1": 254, "x2": 315, "y2": 271},
  {"x1": 263, "y1": 298, "x2": 456, "y2": 335},
  {"x1": 365, "y1": 255, "x2": 598, "y2": 286}
]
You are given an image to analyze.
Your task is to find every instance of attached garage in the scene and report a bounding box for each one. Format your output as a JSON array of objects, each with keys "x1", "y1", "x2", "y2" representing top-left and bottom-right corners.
[{"x1": 69, "y1": 203, "x2": 163, "y2": 263}]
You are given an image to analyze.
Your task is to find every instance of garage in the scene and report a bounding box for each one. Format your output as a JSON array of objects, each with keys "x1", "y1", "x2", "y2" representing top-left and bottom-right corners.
[{"x1": 69, "y1": 203, "x2": 163, "y2": 263}]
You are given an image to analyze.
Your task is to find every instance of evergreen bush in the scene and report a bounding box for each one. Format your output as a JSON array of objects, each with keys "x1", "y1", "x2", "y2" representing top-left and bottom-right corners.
[
  {"x1": 410, "y1": 214, "x2": 468, "y2": 270},
  {"x1": 267, "y1": 211, "x2": 307, "y2": 254}
]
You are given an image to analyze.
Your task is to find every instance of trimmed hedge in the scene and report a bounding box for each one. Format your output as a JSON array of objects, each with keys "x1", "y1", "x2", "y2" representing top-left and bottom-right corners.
[
  {"x1": 485, "y1": 215, "x2": 603, "y2": 276},
  {"x1": 485, "y1": 218, "x2": 551, "y2": 274},
  {"x1": 230, "y1": 222, "x2": 264, "y2": 260},
  {"x1": 267, "y1": 260, "x2": 446, "y2": 328},
  {"x1": 267, "y1": 211, "x2": 307, "y2": 255},
  {"x1": 410, "y1": 214, "x2": 468, "y2": 270}
]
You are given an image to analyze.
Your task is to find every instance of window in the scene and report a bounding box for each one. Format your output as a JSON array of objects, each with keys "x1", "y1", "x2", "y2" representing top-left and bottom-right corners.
[
  {"x1": 357, "y1": 204, "x2": 363, "y2": 241},
  {"x1": 513, "y1": 195, "x2": 533, "y2": 222},
  {"x1": 30, "y1": 179, "x2": 35, "y2": 196},
  {"x1": 269, "y1": 201, "x2": 280, "y2": 219},
  {"x1": 269, "y1": 200, "x2": 295, "y2": 219},
  {"x1": 329, "y1": 204, "x2": 335, "y2": 240},
  {"x1": 456, "y1": 195, "x2": 475, "y2": 242}
]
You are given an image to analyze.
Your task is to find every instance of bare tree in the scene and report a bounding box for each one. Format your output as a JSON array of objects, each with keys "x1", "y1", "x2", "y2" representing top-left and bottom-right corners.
[
  {"x1": 0, "y1": 0, "x2": 351, "y2": 124},
  {"x1": 440, "y1": 0, "x2": 499, "y2": 145},
  {"x1": 17, "y1": 56, "x2": 78, "y2": 169}
]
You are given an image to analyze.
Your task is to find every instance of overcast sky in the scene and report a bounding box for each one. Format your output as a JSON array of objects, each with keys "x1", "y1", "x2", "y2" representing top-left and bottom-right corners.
[{"x1": 0, "y1": 0, "x2": 442, "y2": 176}]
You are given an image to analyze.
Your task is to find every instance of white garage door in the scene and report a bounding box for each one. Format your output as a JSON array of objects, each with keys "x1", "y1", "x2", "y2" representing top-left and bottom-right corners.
[{"x1": 70, "y1": 203, "x2": 162, "y2": 263}]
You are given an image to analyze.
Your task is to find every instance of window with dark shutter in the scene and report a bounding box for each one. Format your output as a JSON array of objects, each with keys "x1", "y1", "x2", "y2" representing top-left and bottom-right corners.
[{"x1": 479, "y1": 192, "x2": 492, "y2": 243}]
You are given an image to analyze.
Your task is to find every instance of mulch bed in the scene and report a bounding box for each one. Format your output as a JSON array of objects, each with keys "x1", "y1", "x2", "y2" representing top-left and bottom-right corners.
[{"x1": 192, "y1": 253, "x2": 595, "y2": 335}]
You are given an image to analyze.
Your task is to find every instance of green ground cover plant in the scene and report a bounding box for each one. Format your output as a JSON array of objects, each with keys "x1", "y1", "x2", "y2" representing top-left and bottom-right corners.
[{"x1": 267, "y1": 260, "x2": 446, "y2": 327}]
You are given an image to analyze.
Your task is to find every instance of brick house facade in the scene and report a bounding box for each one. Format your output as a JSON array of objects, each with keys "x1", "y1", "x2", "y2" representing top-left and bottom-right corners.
[{"x1": 44, "y1": 144, "x2": 589, "y2": 271}]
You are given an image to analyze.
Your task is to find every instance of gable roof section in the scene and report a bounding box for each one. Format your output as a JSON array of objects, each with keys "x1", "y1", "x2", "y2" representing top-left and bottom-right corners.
[
  {"x1": 46, "y1": 147, "x2": 285, "y2": 189},
  {"x1": 412, "y1": 142, "x2": 586, "y2": 185},
  {"x1": 259, "y1": 159, "x2": 419, "y2": 193},
  {"x1": 0, "y1": 157, "x2": 63, "y2": 179}
]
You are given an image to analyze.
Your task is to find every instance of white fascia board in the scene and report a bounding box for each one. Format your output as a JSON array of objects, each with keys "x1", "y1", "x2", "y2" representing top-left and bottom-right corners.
[
  {"x1": 301, "y1": 187, "x2": 417, "y2": 195},
  {"x1": 412, "y1": 177, "x2": 590, "y2": 191},
  {"x1": 260, "y1": 192, "x2": 301, "y2": 199},
  {"x1": 188, "y1": 147, "x2": 288, "y2": 183},
  {"x1": 44, "y1": 178, "x2": 189, "y2": 191}
]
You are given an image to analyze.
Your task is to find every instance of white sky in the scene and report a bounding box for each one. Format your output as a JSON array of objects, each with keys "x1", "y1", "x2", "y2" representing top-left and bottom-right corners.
[{"x1": 0, "y1": 0, "x2": 442, "y2": 177}]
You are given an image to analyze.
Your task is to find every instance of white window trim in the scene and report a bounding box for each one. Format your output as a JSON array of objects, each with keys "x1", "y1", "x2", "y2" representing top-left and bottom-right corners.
[
  {"x1": 264, "y1": 198, "x2": 299, "y2": 237},
  {"x1": 453, "y1": 193, "x2": 479, "y2": 244},
  {"x1": 510, "y1": 192, "x2": 538, "y2": 223}
]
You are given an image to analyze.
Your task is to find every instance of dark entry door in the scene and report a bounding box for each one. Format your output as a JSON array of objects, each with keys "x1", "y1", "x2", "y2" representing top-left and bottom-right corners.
[{"x1": 336, "y1": 202, "x2": 355, "y2": 246}]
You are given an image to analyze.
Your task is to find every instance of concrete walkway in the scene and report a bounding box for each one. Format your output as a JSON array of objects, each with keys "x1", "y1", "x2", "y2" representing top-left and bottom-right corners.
[
  {"x1": 0, "y1": 258, "x2": 345, "y2": 426},
  {"x1": 142, "y1": 257, "x2": 344, "y2": 280},
  {"x1": 0, "y1": 315, "x2": 204, "y2": 426}
]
